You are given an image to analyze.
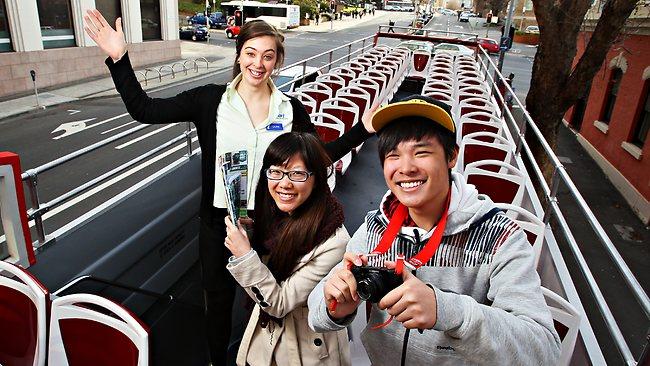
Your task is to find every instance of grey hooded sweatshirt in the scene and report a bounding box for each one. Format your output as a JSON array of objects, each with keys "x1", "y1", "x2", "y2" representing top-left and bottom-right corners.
[{"x1": 308, "y1": 172, "x2": 561, "y2": 365}]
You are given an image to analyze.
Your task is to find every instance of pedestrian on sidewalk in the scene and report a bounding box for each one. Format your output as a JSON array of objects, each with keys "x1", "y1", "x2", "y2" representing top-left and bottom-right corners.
[
  {"x1": 83, "y1": 9, "x2": 376, "y2": 366},
  {"x1": 315, "y1": 12, "x2": 319, "y2": 25},
  {"x1": 388, "y1": 20, "x2": 395, "y2": 33}
]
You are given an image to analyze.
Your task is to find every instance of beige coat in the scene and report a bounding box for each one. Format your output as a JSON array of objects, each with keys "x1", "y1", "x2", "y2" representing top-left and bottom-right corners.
[{"x1": 227, "y1": 227, "x2": 351, "y2": 366}]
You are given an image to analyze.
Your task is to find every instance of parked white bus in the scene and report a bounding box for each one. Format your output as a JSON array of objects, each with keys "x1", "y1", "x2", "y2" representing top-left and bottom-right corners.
[{"x1": 221, "y1": 1, "x2": 300, "y2": 30}]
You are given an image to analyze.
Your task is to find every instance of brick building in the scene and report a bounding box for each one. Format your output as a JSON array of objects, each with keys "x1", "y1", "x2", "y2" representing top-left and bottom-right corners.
[
  {"x1": 565, "y1": 3, "x2": 650, "y2": 224},
  {"x1": 0, "y1": 0, "x2": 181, "y2": 99}
]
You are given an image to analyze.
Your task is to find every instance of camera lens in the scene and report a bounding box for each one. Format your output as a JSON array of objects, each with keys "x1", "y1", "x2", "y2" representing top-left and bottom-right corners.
[{"x1": 357, "y1": 279, "x2": 375, "y2": 301}]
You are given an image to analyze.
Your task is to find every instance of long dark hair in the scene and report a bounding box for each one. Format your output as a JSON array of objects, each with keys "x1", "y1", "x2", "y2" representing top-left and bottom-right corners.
[
  {"x1": 232, "y1": 20, "x2": 285, "y2": 79},
  {"x1": 253, "y1": 132, "x2": 333, "y2": 283}
]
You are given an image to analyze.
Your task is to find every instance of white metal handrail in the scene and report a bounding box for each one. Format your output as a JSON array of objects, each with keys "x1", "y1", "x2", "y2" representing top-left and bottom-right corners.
[{"x1": 476, "y1": 46, "x2": 648, "y2": 365}]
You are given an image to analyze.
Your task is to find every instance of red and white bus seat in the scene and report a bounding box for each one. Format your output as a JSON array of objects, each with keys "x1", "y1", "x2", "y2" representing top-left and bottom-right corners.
[
  {"x1": 351, "y1": 57, "x2": 373, "y2": 70},
  {"x1": 493, "y1": 203, "x2": 546, "y2": 267},
  {"x1": 359, "y1": 71, "x2": 388, "y2": 101},
  {"x1": 541, "y1": 287, "x2": 581, "y2": 366},
  {"x1": 288, "y1": 91, "x2": 317, "y2": 114},
  {"x1": 48, "y1": 293, "x2": 149, "y2": 366},
  {"x1": 310, "y1": 113, "x2": 352, "y2": 174},
  {"x1": 339, "y1": 61, "x2": 365, "y2": 77},
  {"x1": 320, "y1": 97, "x2": 360, "y2": 133},
  {"x1": 338, "y1": 85, "x2": 372, "y2": 118},
  {"x1": 316, "y1": 74, "x2": 346, "y2": 95},
  {"x1": 328, "y1": 67, "x2": 356, "y2": 86},
  {"x1": 350, "y1": 77, "x2": 381, "y2": 106},
  {"x1": 463, "y1": 160, "x2": 526, "y2": 206},
  {"x1": 296, "y1": 82, "x2": 333, "y2": 111},
  {"x1": 422, "y1": 90, "x2": 455, "y2": 106},
  {"x1": 0, "y1": 261, "x2": 48, "y2": 366},
  {"x1": 457, "y1": 131, "x2": 514, "y2": 173}
]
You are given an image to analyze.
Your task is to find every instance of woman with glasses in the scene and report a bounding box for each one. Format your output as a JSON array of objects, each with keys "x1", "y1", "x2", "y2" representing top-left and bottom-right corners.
[
  {"x1": 84, "y1": 10, "x2": 374, "y2": 364},
  {"x1": 224, "y1": 132, "x2": 351, "y2": 366}
]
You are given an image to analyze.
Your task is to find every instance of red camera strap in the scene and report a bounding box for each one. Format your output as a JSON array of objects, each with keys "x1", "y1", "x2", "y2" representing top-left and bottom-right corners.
[{"x1": 370, "y1": 193, "x2": 451, "y2": 269}]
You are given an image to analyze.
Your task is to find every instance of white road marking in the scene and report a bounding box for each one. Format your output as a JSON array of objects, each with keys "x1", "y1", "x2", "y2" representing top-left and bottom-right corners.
[
  {"x1": 51, "y1": 113, "x2": 130, "y2": 140},
  {"x1": 101, "y1": 120, "x2": 137, "y2": 134},
  {"x1": 115, "y1": 124, "x2": 178, "y2": 149},
  {"x1": 67, "y1": 110, "x2": 80, "y2": 115},
  {"x1": 0, "y1": 136, "x2": 200, "y2": 245}
]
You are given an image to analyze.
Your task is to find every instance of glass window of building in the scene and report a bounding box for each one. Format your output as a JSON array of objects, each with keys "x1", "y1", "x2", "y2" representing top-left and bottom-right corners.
[
  {"x1": 600, "y1": 68, "x2": 623, "y2": 124},
  {"x1": 37, "y1": 0, "x2": 76, "y2": 49},
  {"x1": 0, "y1": 0, "x2": 12, "y2": 52},
  {"x1": 96, "y1": 0, "x2": 123, "y2": 32},
  {"x1": 141, "y1": 0, "x2": 161, "y2": 41},
  {"x1": 631, "y1": 82, "x2": 649, "y2": 147}
]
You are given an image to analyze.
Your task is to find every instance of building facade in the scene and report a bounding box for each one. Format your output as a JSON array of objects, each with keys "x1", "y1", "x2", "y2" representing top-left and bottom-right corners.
[
  {"x1": 0, "y1": 0, "x2": 180, "y2": 98},
  {"x1": 565, "y1": 3, "x2": 650, "y2": 224}
]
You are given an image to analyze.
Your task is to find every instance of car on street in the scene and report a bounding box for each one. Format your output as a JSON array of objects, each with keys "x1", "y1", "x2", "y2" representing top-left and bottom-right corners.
[
  {"x1": 476, "y1": 37, "x2": 499, "y2": 53},
  {"x1": 273, "y1": 66, "x2": 322, "y2": 93},
  {"x1": 225, "y1": 24, "x2": 240, "y2": 39},
  {"x1": 179, "y1": 25, "x2": 209, "y2": 41},
  {"x1": 525, "y1": 25, "x2": 540, "y2": 34},
  {"x1": 439, "y1": 8, "x2": 456, "y2": 16},
  {"x1": 459, "y1": 11, "x2": 471, "y2": 22},
  {"x1": 188, "y1": 12, "x2": 228, "y2": 29},
  {"x1": 434, "y1": 43, "x2": 474, "y2": 56}
]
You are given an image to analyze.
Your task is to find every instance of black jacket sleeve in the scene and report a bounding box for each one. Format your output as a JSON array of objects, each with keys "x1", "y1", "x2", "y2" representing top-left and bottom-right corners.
[
  {"x1": 289, "y1": 98, "x2": 374, "y2": 162},
  {"x1": 106, "y1": 52, "x2": 209, "y2": 125}
]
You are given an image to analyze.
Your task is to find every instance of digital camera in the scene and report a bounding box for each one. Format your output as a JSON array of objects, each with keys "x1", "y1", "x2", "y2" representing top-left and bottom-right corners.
[{"x1": 351, "y1": 266, "x2": 403, "y2": 303}]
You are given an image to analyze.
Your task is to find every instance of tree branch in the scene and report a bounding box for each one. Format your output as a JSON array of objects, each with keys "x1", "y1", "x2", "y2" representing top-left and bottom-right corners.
[{"x1": 559, "y1": 0, "x2": 638, "y2": 110}]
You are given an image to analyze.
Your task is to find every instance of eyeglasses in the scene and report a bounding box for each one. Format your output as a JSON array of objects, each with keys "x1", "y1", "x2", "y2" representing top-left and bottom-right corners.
[{"x1": 266, "y1": 168, "x2": 313, "y2": 182}]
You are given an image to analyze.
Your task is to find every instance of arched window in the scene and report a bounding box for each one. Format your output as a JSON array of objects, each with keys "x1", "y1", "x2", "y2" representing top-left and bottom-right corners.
[
  {"x1": 600, "y1": 68, "x2": 623, "y2": 124},
  {"x1": 631, "y1": 81, "x2": 649, "y2": 147}
]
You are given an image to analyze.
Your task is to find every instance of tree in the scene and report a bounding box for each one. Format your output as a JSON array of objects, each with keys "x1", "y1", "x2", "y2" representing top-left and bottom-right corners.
[
  {"x1": 524, "y1": 0, "x2": 639, "y2": 180},
  {"x1": 488, "y1": 0, "x2": 507, "y2": 17}
]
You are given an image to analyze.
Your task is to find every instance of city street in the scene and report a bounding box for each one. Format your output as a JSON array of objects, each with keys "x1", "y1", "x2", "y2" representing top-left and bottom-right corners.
[{"x1": 0, "y1": 12, "x2": 646, "y2": 364}]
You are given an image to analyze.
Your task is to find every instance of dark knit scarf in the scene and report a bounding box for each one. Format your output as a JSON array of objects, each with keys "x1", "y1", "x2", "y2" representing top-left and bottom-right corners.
[{"x1": 258, "y1": 193, "x2": 345, "y2": 328}]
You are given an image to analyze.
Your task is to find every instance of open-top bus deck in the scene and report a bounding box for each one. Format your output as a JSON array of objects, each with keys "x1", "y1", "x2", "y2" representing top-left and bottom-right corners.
[{"x1": 1, "y1": 27, "x2": 648, "y2": 365}]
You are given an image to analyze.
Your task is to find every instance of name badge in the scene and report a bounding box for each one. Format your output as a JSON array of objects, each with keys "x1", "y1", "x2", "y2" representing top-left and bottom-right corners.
[{"x1": 266, "y1": 123, "x2": 284, "y2": 131}]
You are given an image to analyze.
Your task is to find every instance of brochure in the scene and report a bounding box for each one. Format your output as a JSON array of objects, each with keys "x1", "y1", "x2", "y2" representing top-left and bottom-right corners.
[{"x1": 218, "y1": 150, "x2": 249, "y2": 222}]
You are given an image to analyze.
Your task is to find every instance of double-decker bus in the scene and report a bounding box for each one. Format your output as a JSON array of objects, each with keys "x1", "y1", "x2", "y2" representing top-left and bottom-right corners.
[{"x1": 221, "y1": 1, "x2": 300, "y2": 30}]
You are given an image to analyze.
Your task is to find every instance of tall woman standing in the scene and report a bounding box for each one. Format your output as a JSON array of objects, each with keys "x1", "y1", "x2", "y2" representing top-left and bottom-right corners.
[{"x1": 83, "y1": 10, "x2": 374, "y2": 364}]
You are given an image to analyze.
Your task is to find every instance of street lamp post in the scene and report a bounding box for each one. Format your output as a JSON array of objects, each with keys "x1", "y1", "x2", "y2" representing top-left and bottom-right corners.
[{"x1": 497, "y1": 0, "x2": 516, "y2": 72}]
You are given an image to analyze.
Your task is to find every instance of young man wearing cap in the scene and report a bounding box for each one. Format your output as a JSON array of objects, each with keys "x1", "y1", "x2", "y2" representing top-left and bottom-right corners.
[{"x1": 307, "y1": 96, "x2": 560, "y2": 365}]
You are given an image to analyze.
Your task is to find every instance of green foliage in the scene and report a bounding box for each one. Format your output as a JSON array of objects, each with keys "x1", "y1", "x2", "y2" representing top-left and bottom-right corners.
[
  {"x1": 179, "y1": 0, "x2": 223, "y2": 15},
  {"x1": 292, "y1": 0, "x2": 319, "y2": 17}
]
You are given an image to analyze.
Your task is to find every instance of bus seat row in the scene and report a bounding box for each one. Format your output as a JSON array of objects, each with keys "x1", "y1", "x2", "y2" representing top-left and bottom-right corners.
[
  {"x1": 289, "y1": 45, "x2": 410, "y2": 183},
  {"x1": 0, "y1": 260, "x2": 149, "y2": 366}
]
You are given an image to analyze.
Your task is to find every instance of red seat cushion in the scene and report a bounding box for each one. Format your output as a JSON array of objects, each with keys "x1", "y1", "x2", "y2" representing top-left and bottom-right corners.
[
  {"x1": 315, "y1": 125, "x2": 340, "y2": 143},
  {"x1": 0, "y1": 287, "x2": 38, "y2": 366},
  {"x1": 60, "y1": 318, "x2": 140, "y2": 366},
  {"x1": 323, "y1": 108, "x2": 355, "y2": 132},
  {"x1": 463, "y1": 145, "x2": 507, "y2": 169},
  {"x1": 467, "y1": 174, "x2": 517, "y2": 204},
  {"x1": 462, "y1": 122, "x2": 499, "y2": 137}
]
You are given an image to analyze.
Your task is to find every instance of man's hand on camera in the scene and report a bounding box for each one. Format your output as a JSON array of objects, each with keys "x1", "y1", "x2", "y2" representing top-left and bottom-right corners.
[
  {"x1": 378, "y1": 260, "x2": 437, "y2": 329},
  {"x1": 324, "y1": 252, "x2": 367, "y2": 319}
]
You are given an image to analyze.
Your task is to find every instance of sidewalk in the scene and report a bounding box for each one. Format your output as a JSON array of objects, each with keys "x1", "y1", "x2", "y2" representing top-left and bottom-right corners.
[
  {"x1": 0, "y1": 42, "x2": 235, "y2": 121},
  {"x1": 296, "y1": 9, "x2": 391, "y2": 33},
  {"x1": 0, "y1": 11, "x2": 392, "y2": 121}
]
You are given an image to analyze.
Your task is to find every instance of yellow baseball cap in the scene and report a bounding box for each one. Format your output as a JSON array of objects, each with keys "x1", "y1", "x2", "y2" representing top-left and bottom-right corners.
[{"x1": 371, "y1": 95, "x2": 456, "y2": 134}]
